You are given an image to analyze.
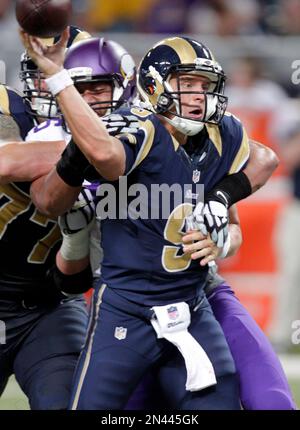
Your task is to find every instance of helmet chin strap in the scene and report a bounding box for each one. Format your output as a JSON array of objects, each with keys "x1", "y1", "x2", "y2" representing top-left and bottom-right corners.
[
  {"x1": 165, "y1": 94, "x2": 218, "y2": 136},
  {"x1": 163, "y1": 115, "x2": 204, "y2": 136}
]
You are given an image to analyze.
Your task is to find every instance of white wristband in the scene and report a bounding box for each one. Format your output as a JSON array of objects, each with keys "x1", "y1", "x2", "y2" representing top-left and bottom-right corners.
[
  {"x1": 219, "y1": 232, "x2": 231, "y2": 259},
  {"x1": 60, "y1": 227, "x2": 90, "y2": 261},
  {"x1": 45, "y1": 69, "x2": 74, "y2": 96}
]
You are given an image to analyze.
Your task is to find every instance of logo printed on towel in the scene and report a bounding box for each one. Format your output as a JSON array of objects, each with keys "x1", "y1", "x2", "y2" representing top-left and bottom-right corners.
[
  {"x1": 167, "y1": 306, "x2": 179, "y2": 321},
  {"x1": 114, "y1": 326, "x2": 127, "y2": 340}
]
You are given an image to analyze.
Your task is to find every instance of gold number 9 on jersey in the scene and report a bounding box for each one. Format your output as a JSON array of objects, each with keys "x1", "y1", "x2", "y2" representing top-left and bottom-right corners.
[{"x1": 162, "y1": 203, "x2": 193, "y2": 272}]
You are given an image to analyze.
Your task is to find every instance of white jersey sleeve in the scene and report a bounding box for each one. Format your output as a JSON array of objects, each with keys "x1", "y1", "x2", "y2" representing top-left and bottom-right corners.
[{"x1": 25, "y1": 119, "x2": 71, "y2": 144}]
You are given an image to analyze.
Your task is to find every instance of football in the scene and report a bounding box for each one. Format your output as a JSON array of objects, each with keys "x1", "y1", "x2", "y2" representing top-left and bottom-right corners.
[{"x1": 16, "y1": 0, "x2": 72, "y2": 38}]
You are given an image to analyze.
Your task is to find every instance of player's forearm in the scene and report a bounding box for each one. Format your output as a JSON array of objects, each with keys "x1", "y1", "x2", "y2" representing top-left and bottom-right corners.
[
  {"x1": 205, "y1": 140, "x2": 279, "y2": 209},
  {"x1": 56, "y1": 251, "x2": 89, "y2": 275},
  {"x1": 245, "y1": 140, "x2": 279, "y2": 192},
  {"x1": 56, "y1": 86, "x2": 125, "y2": 180},
  {"x1": 49, "y1": 255, "x2": 92, "y2": 296},
  {"x1": 30, "y1": 168, "x2": 81, "y2": 217},
  {"x1": 227, "y1": 223, "x2": 242, "y2": 257},
  {"x1": 226, "y1": 205, "x2": 242, "y2": 257},
  {"x1": 0, "y1": 140, "x2": 65, "y2": 184}
]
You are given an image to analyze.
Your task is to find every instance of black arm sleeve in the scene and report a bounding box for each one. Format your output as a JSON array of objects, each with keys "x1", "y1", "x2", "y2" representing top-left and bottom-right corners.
[
  {"x1": 56, "y1": 139, "x2": 99, "y2": 186},
  {"x1": 56, "y1": 139, "x2": 89, "y2": 186},
  {"x1": 47, "y1": 263, "x2": 93, "y2": 295},
  {"x1": 205, "y1": 171, "x2": 252, "y2": 208}
]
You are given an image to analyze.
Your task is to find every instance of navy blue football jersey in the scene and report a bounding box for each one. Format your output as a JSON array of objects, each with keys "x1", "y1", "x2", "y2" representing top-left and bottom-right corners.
[
  {"x1": 0, "y1": 85, "x2": 61, "y2": 294},
  {"x1": 95, "y1": 107, "x2": 249, "y2": 305}
]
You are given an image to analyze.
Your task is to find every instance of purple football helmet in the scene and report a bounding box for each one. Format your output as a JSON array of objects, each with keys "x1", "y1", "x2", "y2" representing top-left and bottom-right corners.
[{"x1": 64, "y1": 37, "x2": 137, "y2": 114}]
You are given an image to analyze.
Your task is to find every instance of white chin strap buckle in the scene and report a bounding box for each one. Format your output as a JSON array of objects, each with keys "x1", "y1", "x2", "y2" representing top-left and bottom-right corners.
[{"x1": 174, "y1": 117, "x2": 204, "y2": 136}]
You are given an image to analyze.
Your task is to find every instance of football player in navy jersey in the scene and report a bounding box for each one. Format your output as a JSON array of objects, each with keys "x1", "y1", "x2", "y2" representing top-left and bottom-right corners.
[
  {"x1": 49, "y1": 38, "x2": 294, "y2": 409},
  {"x1": 21, "y1": 30, "x2": 293, "y2": 410},
  {"x1": 0, "y1": 26, "x2": 93, "y2": 410}
]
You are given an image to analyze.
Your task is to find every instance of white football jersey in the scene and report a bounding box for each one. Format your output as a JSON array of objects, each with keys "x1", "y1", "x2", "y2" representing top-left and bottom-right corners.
[
  {"x1": 26, "y1": 118, "x2": 102, "y2": 279},
  {"x1": 25, "y1": 119, "x2": 72, "y2": 144}
]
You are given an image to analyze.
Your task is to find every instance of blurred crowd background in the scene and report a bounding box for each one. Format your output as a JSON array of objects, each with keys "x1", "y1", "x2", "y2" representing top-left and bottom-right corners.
[{"x1": 1, "y1": 0, "x2": 300, "y2": 354}]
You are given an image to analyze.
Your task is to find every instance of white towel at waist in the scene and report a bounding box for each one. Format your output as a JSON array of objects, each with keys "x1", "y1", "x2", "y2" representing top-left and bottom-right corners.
[{"x1": 151, "y1": 301, "x2": 216, "y2": 392}]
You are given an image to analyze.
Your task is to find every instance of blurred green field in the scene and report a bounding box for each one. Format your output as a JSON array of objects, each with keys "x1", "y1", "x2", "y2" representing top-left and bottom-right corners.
[
  {"x1": 290, "y1": 380, "x2": 300, "y2": 408},
  {"x1": 0, "y1": 363, "x2": 299, "y2": 410},
  {"x1": 0, "y1": 376, "x2": 29, "y2": 410}
]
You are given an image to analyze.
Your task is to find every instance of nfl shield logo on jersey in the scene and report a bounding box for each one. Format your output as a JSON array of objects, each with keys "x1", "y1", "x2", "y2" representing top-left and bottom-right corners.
[
  {"x1": 114, "y1": 326, "x2": 127, "y2": 340},
  {"x1": 167, "y1": 306, "x2": 179, "y2": 321},
  {"x1": 192, "y1": 169, "x2": 200, "y2": 183}
]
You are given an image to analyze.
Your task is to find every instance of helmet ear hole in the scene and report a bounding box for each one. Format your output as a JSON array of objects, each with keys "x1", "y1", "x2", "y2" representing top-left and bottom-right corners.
[{"x1": 157, "y1": 93, "x2": 173, "y2": 112}]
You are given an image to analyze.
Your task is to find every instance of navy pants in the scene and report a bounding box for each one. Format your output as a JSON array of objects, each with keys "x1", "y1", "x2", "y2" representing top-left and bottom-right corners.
[
  {"x1": 70, "y1": 284, "x2": 240, "y2": 410},
  {"x1": 0, "y1": 297, "x2": 88, "y2": 409}
]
